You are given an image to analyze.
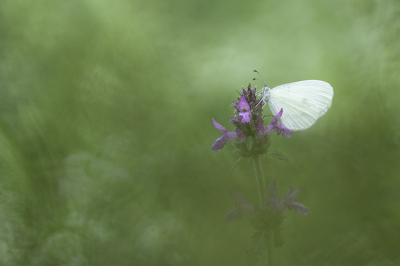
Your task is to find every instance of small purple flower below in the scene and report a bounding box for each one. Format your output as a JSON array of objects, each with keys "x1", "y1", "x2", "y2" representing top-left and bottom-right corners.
[
  {"x1": 223, "y1": 190, "x2": 254, "y2": 223},
  {"x1": 224, "y1": 180, "x2": 310, "y2": 222},
  {"x1": 265, "y1": 179, "x2": 310, "y2": 215}
]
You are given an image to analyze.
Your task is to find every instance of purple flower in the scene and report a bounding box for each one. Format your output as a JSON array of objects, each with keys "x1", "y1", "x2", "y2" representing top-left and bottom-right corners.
[
  {"x1": 211, "y1": 118, "x2": 237, "y2": 152},
  {"x1": 265, "y1": 180, "x2": 310, "y2": 215},
  {"x1": 265, "y1": 109, "x2": 293, "y2": 138},
  {"x1": 235, "y1": 128, "x2": 246, "y2": 142},
  {"x1": 255, "y1": 116, "x2": 266, "y2": 137},
  {"x1": 230, "y1": 116, "x2": 239, "y2": 126},
  {"x1": 211, "y1": 84, "x2": 293, "y2": 156},
  {"x1": 223, "y1": 190, "x2": 254, "y2": 223},
  {"x1": 280, "y1": 184, "x2": 310, "y2": 215},
  {"x1": 238, "y1": 96, "x2": 251, "y2": 123},
  {"x1": 224, "y1": 180, "x2": 310, "y2": 223}
]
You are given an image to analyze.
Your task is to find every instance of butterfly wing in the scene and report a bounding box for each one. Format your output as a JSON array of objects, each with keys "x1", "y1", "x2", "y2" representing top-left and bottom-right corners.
[{"x1": 267, "y1": 80, "x2": 333, "y2": 131}]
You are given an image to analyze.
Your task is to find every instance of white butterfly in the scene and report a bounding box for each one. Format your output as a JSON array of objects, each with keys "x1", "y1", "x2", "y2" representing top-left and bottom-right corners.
[{"x1": 254, "y1": 70, "x2": 334, "y2": 131}]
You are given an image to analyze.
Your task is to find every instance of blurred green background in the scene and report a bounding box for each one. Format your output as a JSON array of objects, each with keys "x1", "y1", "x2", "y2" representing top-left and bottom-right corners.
[{"x1": 1, "y1": 0, "x2": 399, "y2": 265}]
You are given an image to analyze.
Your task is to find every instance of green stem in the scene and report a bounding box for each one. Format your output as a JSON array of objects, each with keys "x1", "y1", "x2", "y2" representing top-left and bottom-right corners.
[
  {"x1": 268, "y1": 229, "x2": 275, "y2": 266},
  {"x1": 252, "y1": 155, "x2": 274, "y2": 266},
  {"x1": 252, "y1": 155, "x2": 267, "y2": 202},
  {"x1": 252, "y1": 155, "x2": 265, "y2": 205}
]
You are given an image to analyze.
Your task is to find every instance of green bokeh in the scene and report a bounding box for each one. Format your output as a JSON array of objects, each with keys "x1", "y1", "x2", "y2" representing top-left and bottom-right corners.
[{"x1": 1, "y1": 0, "x2": 399, "y2": 265}]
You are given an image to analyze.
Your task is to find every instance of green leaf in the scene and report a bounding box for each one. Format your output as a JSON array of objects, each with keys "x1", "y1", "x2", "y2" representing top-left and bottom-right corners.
[
  {"x1": 245, "y1": 230, "x2": 268, "y2": 265},
  {"x1": 268, "y1": 150, "x2": 289, "y2": 162}
]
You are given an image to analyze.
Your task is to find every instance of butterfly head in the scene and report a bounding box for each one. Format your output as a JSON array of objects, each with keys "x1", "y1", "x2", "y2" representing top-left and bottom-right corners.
[
  {"x1": 253, "y1": 70, "x2": 271, "y2": 106},
  {"x1": 260, "y1": 85, "x2": 270, "y2": 107}
]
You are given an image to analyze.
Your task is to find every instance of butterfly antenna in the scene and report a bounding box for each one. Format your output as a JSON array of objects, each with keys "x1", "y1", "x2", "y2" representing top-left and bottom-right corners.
[
  {"x1": 252, "y1": 78, "x2": 265, "y2": 83},
  {"x1": 253, "y1": 78, "x2": 265, "y2": 96},
  {"x1": 253, "y1": 70, "x2": 268, "y2": 86}
]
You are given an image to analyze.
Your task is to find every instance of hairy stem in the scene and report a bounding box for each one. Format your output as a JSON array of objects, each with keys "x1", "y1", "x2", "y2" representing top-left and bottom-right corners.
[
  {"x1": 252, "y1": 155, "x2": 274, "y2": 266},
  {"x1": 252, "y1": 155, "x2": 265, "y2": 205},
  {"x1": 252, "y1": 155, "x2": 266, "y2": 203},
  {"x1": 268, "y1": 229, "x2": 275, "y2": 266}
]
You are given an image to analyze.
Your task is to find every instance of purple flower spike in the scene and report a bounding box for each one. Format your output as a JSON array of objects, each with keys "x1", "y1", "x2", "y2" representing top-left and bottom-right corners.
[
  {"x1": 265, "y1": 109, "x2": 293, "y2": 138},
  {"x1": 211, "y1": 118, "x2": 237, "y2": 152},
  {"x1": 238, "y1": 96, "x2": 251, "y2": 123},
  {"x1": 210, "y1": 83, "x2": 292, "y2": 156}
]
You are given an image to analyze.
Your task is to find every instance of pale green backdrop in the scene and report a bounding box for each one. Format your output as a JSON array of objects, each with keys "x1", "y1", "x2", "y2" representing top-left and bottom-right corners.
[{"x1": 0, "y1": 0, "x2": 399, "y2": 265}]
